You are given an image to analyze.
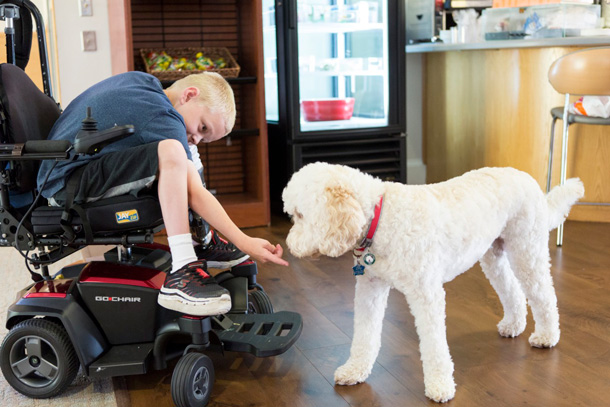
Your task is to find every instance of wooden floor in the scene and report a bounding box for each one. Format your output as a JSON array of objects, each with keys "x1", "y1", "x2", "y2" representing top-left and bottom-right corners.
[{"x1": 117, "y1": 217, "x2": 610, "y2": 407}]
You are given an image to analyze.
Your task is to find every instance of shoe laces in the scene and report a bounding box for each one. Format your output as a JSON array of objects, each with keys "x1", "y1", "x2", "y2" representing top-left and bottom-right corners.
[
  {"x1": 209, "y1": 231, "x2": 233, "y2": 252},
  {"x1": 185, "y1": 263, "x2": 212, "y2": 284}
]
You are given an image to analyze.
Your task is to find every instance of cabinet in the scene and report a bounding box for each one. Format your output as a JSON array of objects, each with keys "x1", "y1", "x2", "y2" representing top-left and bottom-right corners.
[
  {"x1": 108, "y1": 0, "x2": 270, "y2": 228},
  {"x1": 421, "y1": 45, "x2": 610, "y2": 223},
  {"x1": 264, "y1": 0, "x2": 405, "y2": 208}
]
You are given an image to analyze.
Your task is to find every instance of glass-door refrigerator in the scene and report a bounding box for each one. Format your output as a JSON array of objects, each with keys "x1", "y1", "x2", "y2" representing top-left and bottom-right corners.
[{"x1": 263, "y1": 0, "x2": 406, "y2": 208}]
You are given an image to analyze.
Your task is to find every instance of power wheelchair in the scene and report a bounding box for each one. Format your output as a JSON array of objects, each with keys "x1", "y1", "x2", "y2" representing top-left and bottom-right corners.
[{"x1": 0, "y1": 2, "x2": 301, "y2": 406}]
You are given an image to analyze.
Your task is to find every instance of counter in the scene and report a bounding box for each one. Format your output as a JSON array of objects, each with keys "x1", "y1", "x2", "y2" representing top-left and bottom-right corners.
[
  {"x1": 406, "y1": 37, "x2": 610, "y2": 222},
  {"x1": 406, "y1": 36, "x2": 610, "y2": 53}
]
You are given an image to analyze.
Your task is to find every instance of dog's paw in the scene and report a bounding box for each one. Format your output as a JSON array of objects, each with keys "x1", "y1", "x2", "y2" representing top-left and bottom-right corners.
[
  {"x1": 529, "y1": 330, "x2": 560, "y2": 348},
  {"x1": 334, "y1": 362, "x2": 372, "y2": 386},
  {"x1": 424, "y1": 376, "x2": 456, "y2": 403},
  {"x1": 497, "y1": 318, "x2": 526, "y2": 338}
]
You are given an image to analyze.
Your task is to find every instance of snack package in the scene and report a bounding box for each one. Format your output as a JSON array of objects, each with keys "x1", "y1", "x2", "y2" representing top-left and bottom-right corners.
[
  {"x1": 569, "y1": 96, "x2": 610, "y2": 119},
  {"x1": 195, "y1": 52, "x2": 215, "y2": 70},
  {"x1": 150, "y1": 51, "x2": 172, "y2": 71},
  {"x1": 144, "y1": 51, "x2": 158, "y2": 66},
  {"x1": 169, "y1": 57, "x2": 189, "y2": 70}
]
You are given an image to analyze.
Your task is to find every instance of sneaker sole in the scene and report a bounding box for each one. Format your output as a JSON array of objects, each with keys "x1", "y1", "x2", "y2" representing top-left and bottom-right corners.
[
  {"x1": 206, "y1": 254, "x2": 250, "y2": 269},
  {"x1": 157, "y1": 292, "x2": 231, "y2": 316}
]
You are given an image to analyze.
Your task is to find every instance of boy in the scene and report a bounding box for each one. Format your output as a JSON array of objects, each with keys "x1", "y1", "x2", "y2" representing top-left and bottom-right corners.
[{"x1": 37, "y1": 71, "x2": 288, "y2": 316}]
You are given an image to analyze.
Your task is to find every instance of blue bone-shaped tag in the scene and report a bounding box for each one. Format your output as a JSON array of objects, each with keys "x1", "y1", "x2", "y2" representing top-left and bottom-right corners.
[{"x1": 352, "y1": 264, "x2": 365, "y2": 276}]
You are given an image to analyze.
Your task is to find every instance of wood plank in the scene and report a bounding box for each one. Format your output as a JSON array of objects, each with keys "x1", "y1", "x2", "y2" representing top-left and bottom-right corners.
[
  {"x1": 124, "y1": 217, "x2": 610, "y2": 406},
  {"x1": 108, "y1": 0, "x2": 133, "y2": 75}
]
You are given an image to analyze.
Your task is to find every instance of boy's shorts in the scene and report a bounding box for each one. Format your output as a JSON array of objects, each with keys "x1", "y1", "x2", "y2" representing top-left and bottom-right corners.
[{"x1": 50, "y1": 142, "x2": 160, "y2": 206}]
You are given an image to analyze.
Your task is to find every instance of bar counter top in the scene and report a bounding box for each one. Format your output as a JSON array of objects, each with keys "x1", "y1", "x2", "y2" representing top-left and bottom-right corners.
[{"x1": 406, "y1": 36, "x2": 610, "y2": 53}]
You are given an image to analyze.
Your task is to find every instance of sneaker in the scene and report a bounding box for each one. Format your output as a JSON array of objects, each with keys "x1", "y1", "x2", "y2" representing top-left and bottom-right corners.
[
  {"x1": 195, "y1": 230, "x2": 249, "y2": 269},
  {"x1": 157, "y1": 260, "x2": 231, "y2": 316}
]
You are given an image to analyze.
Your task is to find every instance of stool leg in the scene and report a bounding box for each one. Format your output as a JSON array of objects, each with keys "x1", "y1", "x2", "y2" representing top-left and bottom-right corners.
[
  {"x1": 546, "y1": 116, "x2": 558, "y2": 193},
  {"x1": 557, "y1": 94, "x2": 571, "y2": 246}
]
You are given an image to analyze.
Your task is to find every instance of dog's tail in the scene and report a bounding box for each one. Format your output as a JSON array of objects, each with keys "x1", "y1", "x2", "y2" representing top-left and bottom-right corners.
[{"x1": 546, "y1": 178, "x2": 585, "y2": 231}]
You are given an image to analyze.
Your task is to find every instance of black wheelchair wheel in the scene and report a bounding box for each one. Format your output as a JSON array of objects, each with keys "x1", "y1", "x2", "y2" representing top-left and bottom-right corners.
[
  {"x1": 171, "y1": 352, "x2": 214, "y2": 407},
  {"x1": 247, "y1": 289, "x2": 274, "y2": 314},
  {"x1": 0, "y1": 319, "x2": 79, "y2": 398}
]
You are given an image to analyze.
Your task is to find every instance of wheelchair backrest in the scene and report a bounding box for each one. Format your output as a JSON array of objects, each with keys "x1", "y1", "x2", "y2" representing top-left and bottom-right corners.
[{"x1": 0, "y1": 63, "x2": 60, "y2": 193}]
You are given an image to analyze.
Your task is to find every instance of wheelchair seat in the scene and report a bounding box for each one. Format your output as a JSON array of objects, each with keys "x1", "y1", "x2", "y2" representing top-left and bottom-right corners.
[
  {"x1": 0, "y1": 62, "x2": 164, "y2": 258},
  {"x1": 31, "y1": 193, "x2": 163, "y2": 236}
]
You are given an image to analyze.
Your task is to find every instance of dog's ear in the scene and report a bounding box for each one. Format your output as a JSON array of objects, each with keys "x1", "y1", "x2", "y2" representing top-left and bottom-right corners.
[{"x1": 319, "y1": 184, "x2": 366, "y2": 257}]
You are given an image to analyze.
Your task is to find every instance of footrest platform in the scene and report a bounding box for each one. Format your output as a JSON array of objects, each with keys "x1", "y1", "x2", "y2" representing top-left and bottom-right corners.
[{"x1": 214, "y1": 311, "x2": 302, "y2": 357}]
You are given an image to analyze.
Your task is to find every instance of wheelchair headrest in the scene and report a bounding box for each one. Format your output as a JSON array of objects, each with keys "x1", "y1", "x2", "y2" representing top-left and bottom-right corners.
[
  {"x1": 0, "y1": 63, "x2": 60, "y2": 192},
  {"x1": 0, "y1": 1, "x2": 33, "y2": 70}
]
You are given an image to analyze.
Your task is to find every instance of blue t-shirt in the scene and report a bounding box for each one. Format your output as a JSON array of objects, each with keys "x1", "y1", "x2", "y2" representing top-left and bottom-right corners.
[{"x1": 37, "y1": 71, "x2": 191, "y2": 198}]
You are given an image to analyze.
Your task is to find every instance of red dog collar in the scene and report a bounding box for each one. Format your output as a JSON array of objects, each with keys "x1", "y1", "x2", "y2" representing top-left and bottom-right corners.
[{"x1": 355, "y1": 196, "x2": 384, "y2": 252}]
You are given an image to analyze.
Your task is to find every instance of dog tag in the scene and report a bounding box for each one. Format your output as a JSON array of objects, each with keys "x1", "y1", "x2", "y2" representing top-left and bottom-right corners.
[
  {"x1": 352, "y1": 264, "x2": 365, "y2": 276},
  {"x1": 363, "y1": 252, "x2": 375, "y2": 265}
]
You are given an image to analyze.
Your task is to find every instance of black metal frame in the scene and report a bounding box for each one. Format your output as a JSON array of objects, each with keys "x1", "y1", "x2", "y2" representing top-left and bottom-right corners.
[
  {"x1": 273, "y1": 0, "x2": 406, "y2": 142},
  {"x1": 267, "y1": 1, "x2": 407, "y2": 210}
]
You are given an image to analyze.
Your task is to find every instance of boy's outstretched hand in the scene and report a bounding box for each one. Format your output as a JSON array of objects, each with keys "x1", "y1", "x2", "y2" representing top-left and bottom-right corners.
[{"x1": 243, "y1": 237, "x2": 289, "y2": 266}]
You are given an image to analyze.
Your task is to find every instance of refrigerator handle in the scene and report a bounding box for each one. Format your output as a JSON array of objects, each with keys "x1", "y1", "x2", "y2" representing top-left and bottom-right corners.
[{"x1": 278, "y1": 0, "x2": 296, "y2": 30}]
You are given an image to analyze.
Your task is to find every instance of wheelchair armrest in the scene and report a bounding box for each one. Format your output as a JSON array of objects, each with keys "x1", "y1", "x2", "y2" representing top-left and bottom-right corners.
[
  {"x1": 0, "y1": 140, "x2": 72, "y2": 160},
  {"x1": 73, "y1": 125, "x2": 135, "y2": 155},
  {"x1": 24, "y1": 140, "x2": 72, "y2": 154}
]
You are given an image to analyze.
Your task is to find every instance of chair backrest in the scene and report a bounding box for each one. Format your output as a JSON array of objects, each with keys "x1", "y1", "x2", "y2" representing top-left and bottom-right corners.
[
  {"x1": 0, "y1": 63, "x2": 60, "y2": 192},
  {"x1": 548, "y1": 46, "x2": 610, "y2": 96}
]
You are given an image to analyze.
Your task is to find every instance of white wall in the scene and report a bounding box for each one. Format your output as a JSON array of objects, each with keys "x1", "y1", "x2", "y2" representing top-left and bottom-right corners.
[{"x1": 54, "y1": 0, "x2": 112, "y2": 106}]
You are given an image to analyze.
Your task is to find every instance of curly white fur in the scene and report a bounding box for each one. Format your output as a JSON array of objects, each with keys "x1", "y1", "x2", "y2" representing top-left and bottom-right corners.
[{"x1": 282, "y1": 163, "x2": 584, "y2": 403}]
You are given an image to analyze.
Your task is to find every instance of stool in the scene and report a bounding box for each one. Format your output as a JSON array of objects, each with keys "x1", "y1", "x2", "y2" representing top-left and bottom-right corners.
[{"x1": 546, "y1": 47, "x2": 610, "y2": 246}]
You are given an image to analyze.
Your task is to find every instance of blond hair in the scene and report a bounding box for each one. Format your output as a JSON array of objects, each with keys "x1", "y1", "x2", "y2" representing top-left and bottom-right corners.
[{"x1": 168, "y1": 72, "x2": 236, "y2": 134}]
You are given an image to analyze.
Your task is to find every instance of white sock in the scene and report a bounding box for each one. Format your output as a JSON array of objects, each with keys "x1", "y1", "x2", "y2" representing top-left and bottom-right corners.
[{"x1": 168, "y1": 233, "x2": 197, "y2": 273}]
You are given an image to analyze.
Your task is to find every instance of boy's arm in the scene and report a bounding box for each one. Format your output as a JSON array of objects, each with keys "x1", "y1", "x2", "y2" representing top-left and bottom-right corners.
[{"x1": 187, "y1": 165, "x2": 288, "y2": 266}]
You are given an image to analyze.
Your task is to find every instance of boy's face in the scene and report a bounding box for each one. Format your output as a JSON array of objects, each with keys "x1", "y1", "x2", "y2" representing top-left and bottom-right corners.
[{"x1": 175, "y1": 87, "x2": 226, "y2": 145}]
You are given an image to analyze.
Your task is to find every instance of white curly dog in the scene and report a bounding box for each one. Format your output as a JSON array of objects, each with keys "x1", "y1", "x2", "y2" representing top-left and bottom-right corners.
[{"x1": 282, "y1": 162, "x2": 584, "y2": 403}]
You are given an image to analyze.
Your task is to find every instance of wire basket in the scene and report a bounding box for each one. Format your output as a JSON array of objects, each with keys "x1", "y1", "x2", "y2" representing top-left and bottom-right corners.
[{"x1": 139, "y1": 47, "x2": 240, "y2": 81}]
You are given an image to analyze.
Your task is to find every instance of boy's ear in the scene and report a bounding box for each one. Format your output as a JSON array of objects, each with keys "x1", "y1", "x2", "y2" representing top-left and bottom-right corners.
[{"x1": 182, "y1": 86, "x2": 200, "y2": 104}]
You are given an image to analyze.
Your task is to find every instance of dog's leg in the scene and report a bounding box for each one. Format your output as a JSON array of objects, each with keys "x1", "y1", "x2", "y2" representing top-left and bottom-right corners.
[
  {"x1": 505, "y1": 239, "x2": 560, "y2": 348},
  {"x1": 334, "y1": 276, "x2": 391, "y2": 386},
  {"x1": 480, "y1": 238, "x2": 528, "y2": 338},
  {"x1": 400, "y1": 282, "x2": 456, "y2": 403}
]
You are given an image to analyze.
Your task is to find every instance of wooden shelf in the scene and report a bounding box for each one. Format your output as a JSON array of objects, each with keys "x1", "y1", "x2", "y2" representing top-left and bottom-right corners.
[
  {"x1": 109, "y1": 0, "x2": 270, "y2": 228},
  {"x1": 228, "y1": 128, "x2": 259, "y2": 137},
  {"x1": 160, "y1": 76, "x2": 257, "y2": 88}
]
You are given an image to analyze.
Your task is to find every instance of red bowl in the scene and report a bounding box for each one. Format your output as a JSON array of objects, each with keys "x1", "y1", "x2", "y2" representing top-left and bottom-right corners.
[{"x1": 301, "y1": 98, "x2": 355, "y2": 121}]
